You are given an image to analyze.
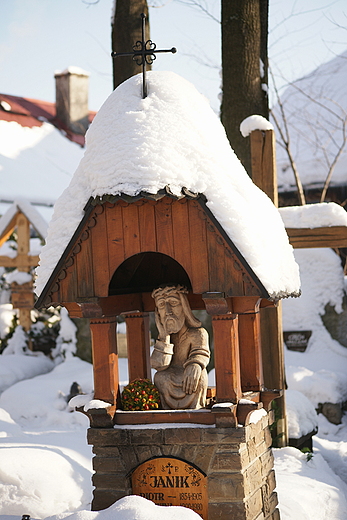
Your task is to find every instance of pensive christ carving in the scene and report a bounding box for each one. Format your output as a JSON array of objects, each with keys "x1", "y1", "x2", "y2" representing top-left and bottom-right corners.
[{"x1": 150, "y1": 285, "x2": 210, "y2": 409}]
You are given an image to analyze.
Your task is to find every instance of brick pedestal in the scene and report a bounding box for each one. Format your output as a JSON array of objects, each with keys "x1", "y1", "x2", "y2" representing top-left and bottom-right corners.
[{"x1": 88, "y1": 412, "x2": 280, "y2": 520}]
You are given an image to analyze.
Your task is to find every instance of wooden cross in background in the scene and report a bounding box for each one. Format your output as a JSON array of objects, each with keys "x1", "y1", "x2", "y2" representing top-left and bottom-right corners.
[{"x1": 0, "y1": 201, "x2": 47, "y2": 333}]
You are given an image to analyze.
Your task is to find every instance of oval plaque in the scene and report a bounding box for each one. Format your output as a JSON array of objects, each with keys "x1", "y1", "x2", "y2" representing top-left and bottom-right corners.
[{"x1": 131, "y1": 456, "x2": 208, "y2": 519}]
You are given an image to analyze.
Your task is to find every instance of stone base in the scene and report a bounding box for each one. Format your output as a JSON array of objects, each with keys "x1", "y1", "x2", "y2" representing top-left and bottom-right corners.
[{"x1": 87, "y1": 412, "x2": 280, "y2": 520}]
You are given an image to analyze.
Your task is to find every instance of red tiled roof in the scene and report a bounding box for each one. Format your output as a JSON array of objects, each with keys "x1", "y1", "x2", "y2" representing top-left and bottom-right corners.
[{"x1": 0, "y1": 94, "x2": 96, "y2": 147}]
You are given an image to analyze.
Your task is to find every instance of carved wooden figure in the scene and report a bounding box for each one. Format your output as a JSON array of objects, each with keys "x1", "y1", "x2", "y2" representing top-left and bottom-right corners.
[{"x1": 150, "y1": 284, "x2": 210, "y2": 409}]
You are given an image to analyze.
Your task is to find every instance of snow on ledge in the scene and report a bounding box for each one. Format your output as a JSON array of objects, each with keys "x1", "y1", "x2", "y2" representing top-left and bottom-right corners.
[
  {"x1": 240, "y1": 115, "x2": 274, "y2": 137},
  {"x1": 114, "y1": 422, "x2": 216, "y2": 429},
  {"x1": 68, "y1": 393, "x2": 112, "y2": 412},
  {"x1": 54, "y1": 66, "x2": 90, "y2": 77},
  {"x1": 248, "y1": 408, "x2": 267, "y2": 424},
  {"x1": 279, "y1": 202, "x2": 347, "y2": 229}
]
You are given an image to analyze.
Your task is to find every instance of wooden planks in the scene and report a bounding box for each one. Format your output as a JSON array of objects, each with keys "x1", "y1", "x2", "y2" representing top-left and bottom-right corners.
[
  {"x1": 42, "y1": 195, "x2": 270, "y2": 305},
  {"x1": 0, "y1": 255, "x2": 39, "y2": 268},
  {"x1": 75, "y1": 233, "x2": 94, "y2": 298},
  {"x1": 114, "y1": 410, "x2": 215, "y2": 425},
  {"x1": 91, "y1": 206, "x2": 110, "y2": 297},
  {"x1": 187, "y1": 201, "x2": 209, "y2": 294},
  {"x1": 138, "y1": 201, "x2": 157, "y2": 252},
  {"x1": 172, "y1": 199, "x2": 193, "y2": 279},
  {"x1": 106, "y1": 202, "x2": 125, "y2": 274},
  {"x1": 155, "y1": 198, "x2": 175, "y2": 257},
  {"x1": 286, "y1": 226, "x2": 347, "y2": 249},
  {"x1": 122, "y1": 203, "x2": 141, "y2": 258}
]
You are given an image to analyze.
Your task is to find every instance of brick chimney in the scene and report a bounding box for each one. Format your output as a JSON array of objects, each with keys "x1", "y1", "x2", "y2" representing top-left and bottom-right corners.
[{"x1": 54, "y1": 67, "x2": 89, "y2": 135}]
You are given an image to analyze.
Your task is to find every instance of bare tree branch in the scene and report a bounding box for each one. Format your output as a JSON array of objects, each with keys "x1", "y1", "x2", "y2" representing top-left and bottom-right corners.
[
  {"x1": 175, "y1": 0, "x2": 220, "y2": 23},
  {"x1": 269, "y1": 67, "x2": 306, "y2": 205}
]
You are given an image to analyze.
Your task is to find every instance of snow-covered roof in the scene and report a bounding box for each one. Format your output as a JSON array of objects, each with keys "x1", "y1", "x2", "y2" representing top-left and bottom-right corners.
[
  {"x1": 0, "y1": 119, "x2": 86, "y2": 222},
  {"x1": 36, "y1": 71, "x2": 300, "y2": 300},
  {"x1": 0, "y1": 91, "x2": 97, "y2": 221}
]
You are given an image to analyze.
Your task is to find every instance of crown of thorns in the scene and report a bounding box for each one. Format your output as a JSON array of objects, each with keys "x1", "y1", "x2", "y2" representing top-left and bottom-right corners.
[{"x1": 151, "y1": 284, "x2": 188, "y2": 300}]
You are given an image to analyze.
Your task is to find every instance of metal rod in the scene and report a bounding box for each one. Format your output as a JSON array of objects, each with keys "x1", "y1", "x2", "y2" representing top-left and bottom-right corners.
[
  {"x1": 111, "y1": 13, "x2": 177, "y2": 99},
  {"x1": 142, "y1": 13, "x2": 147, "y2": 99}
]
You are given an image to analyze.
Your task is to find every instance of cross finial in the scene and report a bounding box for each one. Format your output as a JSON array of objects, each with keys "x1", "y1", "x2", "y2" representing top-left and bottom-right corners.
[{"x1": 111, "y1": 13, "x2": 177, "y2": 99}]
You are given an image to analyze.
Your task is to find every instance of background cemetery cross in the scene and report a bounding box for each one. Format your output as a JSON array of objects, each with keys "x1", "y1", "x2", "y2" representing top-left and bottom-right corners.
[
  {"x1": 0, "y1": 200, "x2": 47, "y2": 333},
  {"x1": 111, "y1": 13, "x2": 176, "y2": 99}
]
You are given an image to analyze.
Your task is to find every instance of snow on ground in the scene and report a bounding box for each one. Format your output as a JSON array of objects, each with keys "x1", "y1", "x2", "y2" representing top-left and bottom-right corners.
[
  {"x1": 285, "y1": 389, "x2": 318, "y2": 439},
  {"x1": 274, "y1": 446, "x2": 347, "y2": 519},
  {"x1": 314, "y1": 413, "x2": 347, "y2": 486},
  {"x1": 282, "y1": 248, "x2": 347, "y2": 407},
  {"x1": 0, "y1": 357, "x2": 93, "y2": 518},
  {"x1": 0, "y1": 351, "x2": 53, "y2": 393}
]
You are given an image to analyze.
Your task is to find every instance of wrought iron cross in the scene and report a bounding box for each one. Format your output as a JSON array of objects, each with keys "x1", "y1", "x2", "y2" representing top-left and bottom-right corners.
[{"x1": 111, "y1": 13, "x2": 177, "y2": 99}]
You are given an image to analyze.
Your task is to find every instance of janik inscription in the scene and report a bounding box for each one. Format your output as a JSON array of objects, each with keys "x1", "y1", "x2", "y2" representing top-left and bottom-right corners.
[{"x1": 131, "y1": 456, "x2": 208, "y2": 519}]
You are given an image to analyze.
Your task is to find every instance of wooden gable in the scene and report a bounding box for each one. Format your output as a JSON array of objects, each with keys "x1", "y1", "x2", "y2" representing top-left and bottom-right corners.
[{"x1": 36, "y1": 190, "x2": 269, "y2": 310}]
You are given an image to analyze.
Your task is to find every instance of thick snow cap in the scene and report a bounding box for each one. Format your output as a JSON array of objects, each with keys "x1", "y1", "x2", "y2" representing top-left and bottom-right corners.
[{"x1": 36, "y1": 71, "x2": 300, "y2": 299}]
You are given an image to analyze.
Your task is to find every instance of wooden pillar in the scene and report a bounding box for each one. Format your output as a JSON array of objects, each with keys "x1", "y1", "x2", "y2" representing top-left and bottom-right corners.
[
  {"x1": 212, "y1": 314, "x2": 242, "y2": 403},
  {"x1": 89, "y1": 316, "x2": 120, "y2": 406},
  {"x1": 16, "y1": 213, "x2": 32, "y2": 333},
  {"x1": 124, "y1": 312, "x2": 151, "y2": 382},
  {"x1": 232, "y1": 297, "x2": 264, "y2": 393},
  {"x1": 250, "y1": 128, "x2": 287, "y2": 445},
  {"x1": 261, "y1": 302, "x2": 288, "y2": 445},
  {"x1": 250, "y1": 129, "x2": 278, "y2": 206}
]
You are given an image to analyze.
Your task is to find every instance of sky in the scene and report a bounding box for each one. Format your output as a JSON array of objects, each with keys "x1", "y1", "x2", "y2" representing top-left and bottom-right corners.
[{"x1": 0, "y1": 0, "x2": 346, "y2": 114}]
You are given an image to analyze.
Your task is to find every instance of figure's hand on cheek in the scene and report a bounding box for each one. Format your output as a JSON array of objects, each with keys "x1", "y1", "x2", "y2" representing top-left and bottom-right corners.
[
  {"x1": 183, "y1": 363, "x2": 202, "y2": 394},
  {"x1": 155, "y1": 311, "x2": 170, "y2": 344}
]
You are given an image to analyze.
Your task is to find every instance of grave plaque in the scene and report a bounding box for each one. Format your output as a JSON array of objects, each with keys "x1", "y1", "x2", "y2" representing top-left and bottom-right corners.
[
  {"x1": 283, "y1": 330, "x2": 312, "y2": 352},
  {"x1": 131, "y1": 456, "x2": 208, "y2": 519},
  {"x1": 11, "y1": 283, "x2": 35, "y2": 309}
]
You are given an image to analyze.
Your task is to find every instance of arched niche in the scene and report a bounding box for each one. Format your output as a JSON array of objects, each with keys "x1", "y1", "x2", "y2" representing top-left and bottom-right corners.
[{"x1": 108, "y1": 252, "x2": 192, "y2": 296}]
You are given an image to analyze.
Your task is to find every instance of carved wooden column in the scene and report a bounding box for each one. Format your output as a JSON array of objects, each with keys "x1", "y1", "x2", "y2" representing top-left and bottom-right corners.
[
  {"x1": 124, "y1": 312, "x2": 151, "y2": 382},
  {"x1": 89, "y1": 316, "x2": 120, "y2": 406},
  {"x1": 211, "y1": 314, "x2": 242, "y2": 403},
  {"x1": 232, "y1": 297, "x2": 264, "y2": 393},
  {"x1": 202, "y1": 293, "x2": 242, "y2": 403}
]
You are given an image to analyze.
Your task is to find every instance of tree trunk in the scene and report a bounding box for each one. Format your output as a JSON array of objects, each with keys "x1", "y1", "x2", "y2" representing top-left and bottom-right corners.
[
  {"x1": 220, "y1": 0, "x2": 269, "y2": 176},
  {"x1": 111, "y1": 0, "x2": 150, "y2": 91}
]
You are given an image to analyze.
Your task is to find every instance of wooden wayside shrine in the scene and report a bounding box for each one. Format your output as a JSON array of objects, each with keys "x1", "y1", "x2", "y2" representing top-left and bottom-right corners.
[{"x1": 36, "y1": 189, "x2": 281, "y2": 429}]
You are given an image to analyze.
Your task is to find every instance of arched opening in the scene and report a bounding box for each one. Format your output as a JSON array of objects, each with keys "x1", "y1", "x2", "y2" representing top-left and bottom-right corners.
[{"x1": 108, "y1": 252, "x2": 192, "y2": 296}]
